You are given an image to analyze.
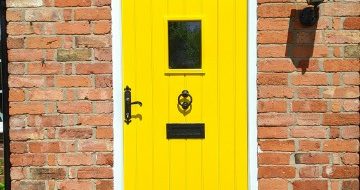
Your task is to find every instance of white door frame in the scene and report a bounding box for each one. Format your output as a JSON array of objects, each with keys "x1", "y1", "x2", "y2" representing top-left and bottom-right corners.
[{"x1": 112, "y1": 1, "x2": 258, "y2": 189}]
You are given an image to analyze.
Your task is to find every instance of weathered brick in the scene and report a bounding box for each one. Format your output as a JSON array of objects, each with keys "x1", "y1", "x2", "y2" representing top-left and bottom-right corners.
[
  {"x1": 58, "y1": 181, "x2": 93, "y2": 190},
  {"x1": 323, "y1": 140, "x2": 359, "y2": 152},
  {"x1": 259, "y1": 166, "x2": 296, "y2": 178},
  {"x1": 58, "y1": 153, "x2": 93, "y2": 166},
  {"x1": 58, "y1": 128, "x2": 93, "y2": 139},
  {"x1": 323, "y1": 166, "x2": 359, "y2": 179},
  {"x1": 258, "y1": 127, "x2": 288, "y2": 139},
  {"x1": 8, "y1": 0, "x2": 43, "y2": 7},
  {"x1": 74, "y1": 8, "x2": 111, "y2": 21},
  {"x1": 258, "y1": 140, "x2": 294, "y2": 152},
  {"x1": 25, "y1": 9, "x2": 61, "y2": 21},
  {"x1": 290, "y1": 126, "x2": 327, "y2": 138},
  {"x1": 344, "y1": 45, "x2": 360, "y2": 58},
  {"x1": 295, "y1": 153, "x2": 330, "y2": 164},
  {"x1": 344, "y1": 17, "x2": 360, "y2": 30},
  {"x1": 55, "y1": 0, "x2": 92, "y2": 7},
  {"x1": 259, "y1": 179, "x2": 288, "y2": 190},
  {"x1": 77, "y1": 167, "x2": 113, "y2": 179},
  {"x1": 293, "y1": 180, "x2": 328, "y2": 190},
  {"x1": 57, "y1": 49, "x2": 92, "y2": 62},
  {"x1": 258, "y1": 153, "x2": 290, "y2": 165},
  {"x1": 55, "y1": 22, "x2": 91, "y2": 35},
  {"x1": 29, "y1": 168, "x2": 66, "y2": 180},
  {"x1": 299, "y1": 166, "x2": 321, "y2": 178}
]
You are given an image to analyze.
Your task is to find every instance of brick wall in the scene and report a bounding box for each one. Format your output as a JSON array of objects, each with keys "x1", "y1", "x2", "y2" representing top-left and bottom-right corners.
[
  {"x1": 6, "y1": 0, "x2": 113, "y2": 189},
  {"x1": 257, "y1": 0, "x2": 359, "y2": 190}
]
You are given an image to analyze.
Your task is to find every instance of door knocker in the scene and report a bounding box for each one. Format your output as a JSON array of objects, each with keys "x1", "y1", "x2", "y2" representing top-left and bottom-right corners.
[{"x1": 178, "y1": 90, "x2": 193, "y2": 110}]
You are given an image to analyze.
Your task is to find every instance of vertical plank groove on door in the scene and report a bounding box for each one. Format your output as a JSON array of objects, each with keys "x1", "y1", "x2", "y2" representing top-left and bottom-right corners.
[
  {"x1": 183, "y1": 0, "x2": 203, "y2": 190},
  {"x1": 202, "y1": 0, "x2": 219, "y2": 189},
  {"x1": 167, "y1": 1, "x2": 187, "y2": 189},
  {"x1": 135, "y1": 0, "x2": 154, "y2": 189},
  {"x1": 123, "y1": 0, "x2": 137, "y2": 189},
  {"x1": 235, "y1": 0, "x2": 248, "y2": 189},
  {"x1": 152, "y1": 0, "x2": 170, "y2": 189},
  {"x1": 218, "y1": 0, "x2": 236, "y2": 189}
]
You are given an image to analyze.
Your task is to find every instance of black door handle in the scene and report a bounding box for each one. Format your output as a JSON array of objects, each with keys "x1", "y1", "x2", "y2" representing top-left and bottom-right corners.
[
  {"x1": 124, "y1": 86, "x2": 142, "y2": 124},
  {"x1": 178, "y1": 90, "x2": 192, "y2": 110}
]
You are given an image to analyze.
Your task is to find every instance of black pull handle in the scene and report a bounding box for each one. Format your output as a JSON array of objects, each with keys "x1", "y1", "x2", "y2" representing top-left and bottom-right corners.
[
  {"x1": 178, "y1": 90, "x2": 193, "y2": 110},
  {"x1": 124, "y1": 86, "x2": 142, "y2": 124}
]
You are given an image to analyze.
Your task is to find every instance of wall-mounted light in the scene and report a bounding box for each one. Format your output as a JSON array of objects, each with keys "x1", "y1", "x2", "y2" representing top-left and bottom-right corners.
[{"x1": 300, "y1": 0, "x2": 324, "y2": 26}]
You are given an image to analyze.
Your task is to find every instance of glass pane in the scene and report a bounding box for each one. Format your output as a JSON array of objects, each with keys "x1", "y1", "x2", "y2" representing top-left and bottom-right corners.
[{"x1": 168, "y1": 21, "x2": 201, "y2": 69}]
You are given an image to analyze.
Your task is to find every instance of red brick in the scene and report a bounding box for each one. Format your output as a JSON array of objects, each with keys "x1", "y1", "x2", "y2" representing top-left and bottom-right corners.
[
  {"x1": 341, "y1": 126, "x2": 359, "y2": 139},
  {"x1": 94, "y1": 102, "x2": 113, "y2": 113},
  {"x1": 299, "y1": 140, "x2": 321, "y2": 151},
  {"x1": 28, "y1": 63, "x2": 63, "y2": 74},
  {"x1": 292, "y1": 45, "x2": 328, "y2": 58},
  {"x1": 258, "y1": 140, "x2": 294, "y2": 152},
  {"x1": 258, "y1": 45, "x2": 286, "y2": 58},
  {"x1": 258, "y1": 153, "x2": 290, "y2": 165},
  {"x1": 25, "y1": 9, "x2": 61, "y2": 22},
  {"x1": 58, "y1": 128, "x2": 93, "y2": 139},
  {"x1": 95, "y1": 75, "x2": 112, "y2": 87},
  {"x1": 259, "y1": 179, "x2": 288, "y2": 190},
  {"x1": 95, "y1": 48, "x2": 112, "y2": 61},
  {"x1": 295, "y1": 153, "x2": 330, "y2": 164},
  {"x1": 10, "y1": 142, "x2": 27, "y2": 153},
  {"x1": 93, "y1": 21, "x2": 111, "y2": 34},
  {"x1": 342, "y1": 180, "x2": 359, "y2": 190},
  {"x1": 28, "y1": 89, "x2": 63, "y2": 101},
  {"x1": 258, "y1": 101, "x2": 287, "y2": 113},
  {"x1": 96, "y1": 180, "x2": 114, "y2": 190},
  {"x1": 9, "y1": 75, "x2": 45, "y2": 88},
  {"x1": 323, "y1": 166, "x2": 359, "y2": 179},
  {"x1": 7, "y1": 37, "x2": 24, "y2": 49},
  {"x1": 325, "y1": 31, "x2": 360, "y2": 44},
  {"x1": 96, "y1": 153, "x2": 113, "y2": 165},
  {"x1": 96, "y1": 127, "x2": 113, "y2": 139},
  {"x1": 8, "y1": 49, "x2": 42, "y2": 62},
  {"x1": 11, "y1": 167, "x2": 27, "y2": 180},
  {"x1": 257, "y1": 73, "x2": 288, "y2": 85},
  {"x1": 297, "y1": 87, "x2": 321, "y2": 99},
  {"x1": 323, "y1": 87, "x2": 359, "y2": 99},
  {"x1": 55, "y1": 22, "x2": 91, "y2": 35},
  {"x1": 29, "y1": 142, "x2": 66, "y2": 153},
  {"x1": 258, "y1": 166, "x2": 296, "y2": 178},
  {"x1": 58, "y1": 181, "x2": 93, "y2": 190},
  {"x1": 9, "y1": 102, "x2": 45, "y2": 115},
  {"x1": 11, "y1": 154, "x2": 46, "y2": 166},
  {"x1": 94, "y1": 0, "x2": 111, "y2": 6},
  {"x1": 74, "y1": 8, "x2": 111, "y2": 21},
  {"x1": 6, "y1": 9, "x2": 23, "y2": 21},
  {"x1": 258, "y1": 4, "x2": 296, "y2": 17},
  {"x1": 293, "y1": 180, "x2": 328, "y2": 190},
  {"x1": 76, "y1": 63, "x2": 112, "y2": 74},
  {"x1": 291, "y1": 73, "x2": 328, "y2": 86},
  {"x1": 57, "y1": 102, "x2": 92, "y2": 114},
  {"x1": 344, "y1": 17, "x2": 360, "y2": 30},
  {"x1": 258, "y1": 86, "x2": 293, "y2": 98},
  {"x1": 324, "y1": 59, "x2": 359, "y2": 72},
  {"x1": 258, "y1": 18, "x2": 289, "y2": 31},
  {"x1": 296, "y1": 113, "x2": 322, "y2": 126},
  {"x1": 25, "y1": 37, "x2": 62, "y2": 49},
  {"x1": 323, "y1": 113, "x2": 359, "y2": 126},
  {"x1": 55, "y1": 0, "x2": 91, "y2": 7},
  {"x1": 330, "y1": 127, "x2": 340, "y2": 139},
  {"x1": 9, "y1": 89, "x2": 25, "y2": 102},
  {"x1": 58, "y1": 153, "x2": 93, "y2": 166},
  {"x1": 28, "y1": 115, "x2": 63, "y2": 127},
  {"x1": 343, "y1": 73, "x2": 359, "y2": 85},
  {"x1": 78, "y1": 114, "x2": 113, "y2": 126},
  {"x1": 78, "y1": 140, "x2": 113, "y2": 152},
  {"x1": 258, "y1": 31, "x2": 289, "y2": 44},
  {"x1": 77, "y1": 167, "x2": 113, "y2": 179},
  {"x1": 55, "y1": 76, "x2": 92, "y2": 87},
  {"x1": 323, "y1": 140, "x2": 359, "y2": 152},
  {"x1": 322, "y1": 2, "x2": 360, "y2": 16},
  {"x1": 258, "y1": 59, "x2": 295, "y2": 73},
  {"x1": 7, "y1": 22, "x2": 33, "y2": 35},
  {"x1": 299, "y1": 166, "x2": 321, "y2": 178},
  {"x1": 292, "y1": 100, "x2": 327, "y2": 113},
  {"x1": 8, "y1": 63, "x2": 25, "y2": 74},
  {"x1": 290, "y1": 127, "x2": 327, "y2": 138},
  {"x1": 10, "y1": 128, "x2": 44, "y2": 141},
  {"x1": 342, "y1": 153, "x2": 359, "y2": 165},
  {"x1": 12, "y1": 181, "x2": 46, "y2": 190},
  {"x1": 258, "y1": 114, "x2": 294, "y2": 126},
  {"x1": 258, "y1": 127, "x2": 288, "y2": 139}
]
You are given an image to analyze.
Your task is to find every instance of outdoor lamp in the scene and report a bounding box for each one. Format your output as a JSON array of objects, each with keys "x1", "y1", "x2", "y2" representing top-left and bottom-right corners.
[{"x1": 300, "y1": 0, "x2": 324, "y2": 26}]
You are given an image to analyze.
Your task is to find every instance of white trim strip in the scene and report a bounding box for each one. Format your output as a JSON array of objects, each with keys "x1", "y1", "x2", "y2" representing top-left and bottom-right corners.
[
  {"x1": 248, "y1": 0, "x2": 258, "y2": 189},
  {"x1": 112, "y1": 0, "x2": 124, "y2": 189}
]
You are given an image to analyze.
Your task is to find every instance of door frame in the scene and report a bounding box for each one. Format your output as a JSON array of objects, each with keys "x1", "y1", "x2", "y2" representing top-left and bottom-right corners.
[{"x1": 112, "y1": 0, "x2": 258, "y2": 189}]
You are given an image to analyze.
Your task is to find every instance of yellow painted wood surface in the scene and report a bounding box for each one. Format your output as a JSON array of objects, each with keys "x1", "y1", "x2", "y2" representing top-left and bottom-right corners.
[{"x1": 123, "y1": 0, "x2": 247, "y2": 189}]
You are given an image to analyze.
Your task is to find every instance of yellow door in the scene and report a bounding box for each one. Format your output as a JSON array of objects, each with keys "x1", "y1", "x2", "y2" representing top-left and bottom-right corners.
[{"x1": 123, "y1": 0, "x2": 247, "y2": 189}]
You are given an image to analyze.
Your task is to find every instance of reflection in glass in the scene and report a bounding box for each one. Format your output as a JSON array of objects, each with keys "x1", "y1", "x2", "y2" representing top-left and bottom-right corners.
[{"x1": 168, "y1": 21, "x2": 201, "y2": 69}]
